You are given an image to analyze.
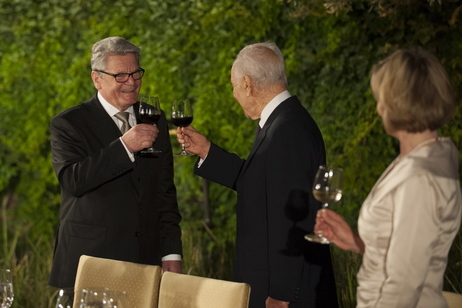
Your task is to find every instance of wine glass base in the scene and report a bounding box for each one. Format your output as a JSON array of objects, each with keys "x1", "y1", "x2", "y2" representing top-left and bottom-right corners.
[
  {"x1": 139, "y1": 147, "x2": 161, "y2": 157},
  {"x1": 305, "y1": 233, "x2": 331, "y2": 244},
  {"x1": 174, "y1": 151, "x2": 195, "y2": 157}
]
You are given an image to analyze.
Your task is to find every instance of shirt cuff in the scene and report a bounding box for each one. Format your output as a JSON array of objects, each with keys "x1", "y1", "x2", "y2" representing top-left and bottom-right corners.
[
  {"x1": 119, "y1": 137, "x2": 135, "y2": 162},
  {"x1": 197, "y1": 156, "x2": 207, "y2": 168},
  {"x1": 162, "y1": 254, "x2": 182, "y2": 261}
]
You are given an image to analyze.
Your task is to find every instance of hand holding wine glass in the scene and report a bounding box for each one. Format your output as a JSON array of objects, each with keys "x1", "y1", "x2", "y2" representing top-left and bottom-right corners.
[
  {"x1": 171, "y1": 99, "x2": 194, "y2": 156},
  {"x1": 305, "y1": 165, "x2": 343, "y2": 244},
  {"x1": 0, "y1": 269, "x2": 14, "y2": 308},
  {"x1": 138, "y1": 96, "x2": 162, "y2": 156}
]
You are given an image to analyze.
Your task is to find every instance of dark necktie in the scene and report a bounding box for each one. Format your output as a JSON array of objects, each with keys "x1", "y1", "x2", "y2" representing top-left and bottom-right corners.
[
  {"x1": 256, "y1": 125, "x2": 262, "y2": 136},
  {"x1": 114, "y1": 112, "x2": 131, "y2": 134}
]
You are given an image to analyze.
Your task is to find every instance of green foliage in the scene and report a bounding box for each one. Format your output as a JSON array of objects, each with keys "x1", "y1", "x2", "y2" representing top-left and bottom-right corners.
[{"x1": 0, "y1": 0, "x2": 461, "y2": 307}]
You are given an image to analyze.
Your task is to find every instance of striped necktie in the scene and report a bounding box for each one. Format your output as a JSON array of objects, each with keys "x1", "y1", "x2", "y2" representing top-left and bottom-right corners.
[{"x1": 114, "y1": 111, "x2": 131, "y2": 134}]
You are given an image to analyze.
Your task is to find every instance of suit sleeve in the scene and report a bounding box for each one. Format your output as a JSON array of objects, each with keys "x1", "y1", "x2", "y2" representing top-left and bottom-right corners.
[
  {"x1": 50, "y1": 113, "x2": 133, "y2": 197},
  {"x1": 194, "y1": 143, "x2": 246, "y2": 190}
]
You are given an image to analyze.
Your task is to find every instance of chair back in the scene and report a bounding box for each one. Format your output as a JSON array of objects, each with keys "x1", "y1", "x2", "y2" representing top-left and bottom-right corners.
[
  {"x1": 73, "y1": 255, "x2": 162, "y2": 308},
  {"x1": 443, "y1": 291, "x2": 462, "y2": 308},
  {"x1": 158, "y1": 271, "x2": 251, "y2": 308}
]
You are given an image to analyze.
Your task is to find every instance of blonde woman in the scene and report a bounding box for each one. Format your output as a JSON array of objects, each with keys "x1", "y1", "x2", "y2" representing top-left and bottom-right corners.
[{"x1": 315, "y1": 48, "x2": 461, "y2": 307}]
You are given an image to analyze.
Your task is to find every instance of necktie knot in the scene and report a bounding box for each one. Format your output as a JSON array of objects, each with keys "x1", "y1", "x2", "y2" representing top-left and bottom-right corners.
[{"x1": 115, "y1": 111, "x2": 131, "y2": 134}]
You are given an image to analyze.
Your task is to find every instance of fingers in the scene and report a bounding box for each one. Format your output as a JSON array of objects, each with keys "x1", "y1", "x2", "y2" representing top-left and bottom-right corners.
[
  {"x1": 176, "y1": 126, "x2": 199, "y2": 145},
  {"x1": 122, "y1": 124, "x2": 159, "y2": 152},
  {"x1": 318, "y1": 208, "x2": 346, "y2": 225},
  {"x1": 314, "y1": 209, "x2": 335, "y2": 241}
]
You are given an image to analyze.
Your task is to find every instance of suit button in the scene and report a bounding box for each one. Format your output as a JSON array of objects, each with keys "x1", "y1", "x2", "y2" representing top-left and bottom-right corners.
[{"x1": 135, "y1": 231, "x2": 139, "y2": 237}]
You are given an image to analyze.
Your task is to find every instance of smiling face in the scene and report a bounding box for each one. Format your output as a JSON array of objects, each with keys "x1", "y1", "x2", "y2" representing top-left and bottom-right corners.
[{"x1": 91, "y1": 53, "x2": 142, "y2": 111}]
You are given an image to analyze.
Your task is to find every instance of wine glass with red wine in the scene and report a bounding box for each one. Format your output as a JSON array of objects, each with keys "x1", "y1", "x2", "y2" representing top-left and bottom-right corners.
[
  {"x1": 139, "y1": 96, "x2": 162, "y2": 156},
  {"x1": 171, "y1": 99, "x2": 194, "y2": 156}
]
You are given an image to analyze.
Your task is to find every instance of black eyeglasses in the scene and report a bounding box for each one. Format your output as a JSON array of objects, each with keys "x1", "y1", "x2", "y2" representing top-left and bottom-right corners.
[{"x1": 95, "y1": 68, "x2": 145, "y2": 83}]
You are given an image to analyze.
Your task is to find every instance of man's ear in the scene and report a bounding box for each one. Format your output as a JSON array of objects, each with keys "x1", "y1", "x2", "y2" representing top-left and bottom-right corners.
[
  {"x1": 91, "y1": 71, "x2": 102, "y2": 90},
  {"x1": 243, "y1": 75, "x2": 252, "y2": 96}
]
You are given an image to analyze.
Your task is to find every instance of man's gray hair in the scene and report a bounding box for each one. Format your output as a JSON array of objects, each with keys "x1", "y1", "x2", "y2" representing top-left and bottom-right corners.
[
  {"x1": 232, "y1": 42, "x2": 287, "y2": 89},
  {"x1": 91, "y1": 36, "x2": 141, "y2": 71}
]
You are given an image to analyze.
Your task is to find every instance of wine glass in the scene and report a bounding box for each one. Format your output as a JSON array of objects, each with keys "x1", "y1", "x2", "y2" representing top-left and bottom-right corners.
[
  {"x1": 80, "y1": 288, "x2": 111, "y2": 308},
  {"x1": 105, "y1": 290, "x2": 127, "y2": 308},
  {"x1": 0, "y1": 269, "x2": 14, "y2": 308},
  {"x1": 53, "y1": 288, "x2": 73, "y2": 308},
  {"x1": 305, "y1": 165, "x2": 343, "y2": 244},
  {"x1": 171, "y1": 99, "x2": 194, "y2": 156},
  {"x1": 138, "y1": 96, "x2": 162, "y2": 156}
]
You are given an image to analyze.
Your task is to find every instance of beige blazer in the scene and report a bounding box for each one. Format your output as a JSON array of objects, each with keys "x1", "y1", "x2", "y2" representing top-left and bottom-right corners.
[{"x1": 357, "y1": 138, "x2": 461, "y2": 308}]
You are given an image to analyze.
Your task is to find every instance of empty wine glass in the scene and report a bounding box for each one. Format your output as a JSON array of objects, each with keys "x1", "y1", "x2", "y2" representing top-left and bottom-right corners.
[
  {"x1": 305, "y1": 165, "x2": 343, "y2": 244},
  {"x1": 0, "y1": 269, "x2": 14, "y2": 308},
  {"x1": 80, "y1": 288, "x2": 111, "y2": 308},
  {"x1": 171, "y1": 99, "x2": 194, "y2": 156},
  {"x1": 138, "y1": 96, "x2": 162, "y2": 156},
  {"x1": 105, "y1": 290, "x2": 127, "y2": 308},
  {"x1": 53, "y1": 288, "x2": 73, "y2": 308}
]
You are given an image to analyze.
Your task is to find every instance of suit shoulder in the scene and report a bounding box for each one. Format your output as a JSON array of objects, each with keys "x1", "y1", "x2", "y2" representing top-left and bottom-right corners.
[
  {"x1": 52, "y1": 98, "x2": 96, "y2": 122},
  {"x1": 277, "y1": 101, "x2": 320, "y2": 129}
]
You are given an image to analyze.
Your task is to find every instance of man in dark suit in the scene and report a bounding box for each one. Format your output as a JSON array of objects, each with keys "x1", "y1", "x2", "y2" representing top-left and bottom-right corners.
[
  {"x1": 48, "y1": 37, "x2": 182, "y2": 290},
  {"x1": 177, "y1": 43, "x2": 338, "y2": 307}
]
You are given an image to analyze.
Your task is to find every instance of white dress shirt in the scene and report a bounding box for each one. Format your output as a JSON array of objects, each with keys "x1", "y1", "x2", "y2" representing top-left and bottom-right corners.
[{"x1": 258, "y1": 90, "x2": 291, "y2": 128}]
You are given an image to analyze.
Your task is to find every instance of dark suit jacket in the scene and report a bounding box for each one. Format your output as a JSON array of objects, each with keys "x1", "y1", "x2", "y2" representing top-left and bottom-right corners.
[
  {"x1": 48, "y1": 94, "x2": 182, "y2": 288},
  {"x1": 195, "y1": 96, "x2": 338, "y2": 308}
]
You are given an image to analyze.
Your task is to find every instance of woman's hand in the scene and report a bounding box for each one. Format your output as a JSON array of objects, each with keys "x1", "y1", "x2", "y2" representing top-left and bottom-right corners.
[{"x1": 314, "y1": 209, "x2": 365, "y2": 254}]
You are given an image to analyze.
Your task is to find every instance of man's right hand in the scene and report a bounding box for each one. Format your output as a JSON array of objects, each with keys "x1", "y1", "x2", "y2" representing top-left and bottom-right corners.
[
  {"x1": 177, "y1": 125, "x2": 211, "y2": 159},
  {"x1": 122, "y1": 124, "x2": 159, "y2": 153}
]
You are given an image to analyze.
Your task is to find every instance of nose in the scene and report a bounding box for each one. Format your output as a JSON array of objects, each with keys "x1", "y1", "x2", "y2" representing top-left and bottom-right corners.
[{"x1": 124, "y1": 74, "x2": 136, "y2": 85}]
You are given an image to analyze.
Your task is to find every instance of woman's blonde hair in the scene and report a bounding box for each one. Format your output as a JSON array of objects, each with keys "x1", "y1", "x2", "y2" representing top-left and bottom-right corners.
[{"x1": 370, "y1": 48, "x2": 455, "y2": 132}]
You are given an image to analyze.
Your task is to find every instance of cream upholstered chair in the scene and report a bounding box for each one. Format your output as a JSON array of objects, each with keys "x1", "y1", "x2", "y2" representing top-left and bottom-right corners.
[
  {"x1": 443, "y1": 291, "x2": 462, "y2": 308},
  {"x1": 157, "y1": 271, "x2": 251, "y2": 308},
  {"x1": 73, "y1": 255, "x2": 162, "y2": 308}
]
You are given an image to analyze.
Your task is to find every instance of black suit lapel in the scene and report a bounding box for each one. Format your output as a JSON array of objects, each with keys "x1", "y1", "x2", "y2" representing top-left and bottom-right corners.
[
  {"x1": 85, "y1": 95, "x2": 124, "y2": 140},
  {"x1": 85, "y1": 95, "x2": 141, "y2": 195},
  {"x1": 242, "y1": 97, "x2": 296, "y2": 173}
]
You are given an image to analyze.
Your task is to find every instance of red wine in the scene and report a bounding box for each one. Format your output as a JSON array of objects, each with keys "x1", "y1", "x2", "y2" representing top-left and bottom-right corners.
[
  {"x1": 172, "y1": 116, "x2": 193, "y2": 127},
  {"x1": 139, "y1": 113, "x2": 161, "y2": 125}
]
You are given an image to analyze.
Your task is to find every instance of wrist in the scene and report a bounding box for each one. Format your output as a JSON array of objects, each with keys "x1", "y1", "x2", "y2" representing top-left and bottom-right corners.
[
  {"x1": 200, "y1": 142, "x2": 211, "y2": 159},
  {"x1": 120, "y1": 136, "x2": 135, "y2": 153},
  {"x1": 353, "y1": 234, "x2": 365, "y2": 254}
]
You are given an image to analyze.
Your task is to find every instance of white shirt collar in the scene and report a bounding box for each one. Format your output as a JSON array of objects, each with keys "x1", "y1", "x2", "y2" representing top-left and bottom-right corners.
[
  {"x1": 259, "y1": 90, "x2": 291, "y2": 128},
  {"x1": 97, "y1": 92, "x2": 135, "y2": 124}
]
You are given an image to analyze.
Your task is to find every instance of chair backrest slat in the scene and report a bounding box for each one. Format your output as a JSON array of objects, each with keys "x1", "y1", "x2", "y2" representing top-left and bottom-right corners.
[
  {"x1": 73, "y1": 255, "x2": 162, "y2": 308},
  {"x1": 158, "y1": 271, "x2": 251, "y2": 308}
]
